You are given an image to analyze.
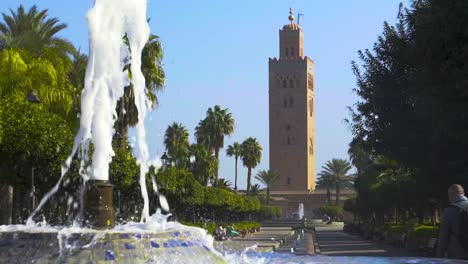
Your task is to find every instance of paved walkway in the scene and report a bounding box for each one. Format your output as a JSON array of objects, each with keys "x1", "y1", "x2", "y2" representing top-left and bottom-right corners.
[
  {"x1": 315, "y1": 227, "x2": 416, "y2": 257},
  {"x1": 214, "y1": 227, "x2": 294, "y2": 254}
]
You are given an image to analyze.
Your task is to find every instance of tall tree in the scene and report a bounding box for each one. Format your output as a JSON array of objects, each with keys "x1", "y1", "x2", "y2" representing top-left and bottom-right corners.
[
  {"x1": 189, "y1": 144, "x2": 217, "y2": 186},
  {"x1": 316, "y1": 174, "x2": 334, "y2": 205},
  {"x1": 255, "y1": 170, "x2": 280, "y2": 205},
  {"x1": 318, "y1": 159, "x2": 355, "y2": 205},
  {"x1": 226, "y1": 142, "x2": 242, "y2": 191},
  {"x1": 116, "y1": 34, "x2": 165, "y2": 146},
  {"x1": 0, "y1": 5, "x2": 74, "y2": 56},
  {"x1": 348, "y1": 0, "x2": 468, "y2": 208},
  {"x1": 163, "y1": 122, "x2": 190, "y2": 169},
  {"x1": 195, "y1": 105, "x2": 234, "y2": 180},
  {"x1": 240, "y1": 137, "x2": 262, "y2": 195}
]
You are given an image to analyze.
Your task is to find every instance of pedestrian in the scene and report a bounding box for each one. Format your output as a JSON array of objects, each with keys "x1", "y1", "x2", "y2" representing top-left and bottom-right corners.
[{"x1": 436, "y1": 184, "x2": 468, "y2": 259}]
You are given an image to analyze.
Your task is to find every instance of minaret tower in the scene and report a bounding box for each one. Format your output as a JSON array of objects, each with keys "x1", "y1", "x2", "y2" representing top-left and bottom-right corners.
[{"x1": 269, "y1": 8, "x2": 316, "y2": 192}]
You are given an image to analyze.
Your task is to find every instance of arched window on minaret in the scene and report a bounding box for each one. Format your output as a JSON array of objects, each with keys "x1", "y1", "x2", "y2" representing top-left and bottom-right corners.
[
  {"x1": 283, "y1": 80, "x2": 287, "y2": 88},
  {"x1": 283, "y1": 96, "x2": 288, "y2": 108},
  {"x1": 289, "y1": 96, "x2": 294, "y2": 107},
  {"x1": 289, "y1": 79, "x2": 294, "y2": 88},
  {"x1": 309, "y1": 138, "x2": 314, "y2": 155},
  {"x1": 285, "y1": 47, "x2": 289, "y2": 57},
  {"x1": 309, "y1": 98, "x2": 314, "y2": 116},
  {"x1": 291, "y1": 47, "x2": 295, "y2": 56}
]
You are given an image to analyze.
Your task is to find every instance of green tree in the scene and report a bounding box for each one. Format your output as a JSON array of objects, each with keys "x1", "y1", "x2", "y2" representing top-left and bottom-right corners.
[
  {"x1": 255, "y1": 169, "x2": 280, "y2": 205},
  {"x1": 189, "y1": 144, "x2": 217, "y2": 186},
  {"x1": 250, "y1": 184, "x2": 261, "y2": 197},
  {"x1": 0, "y1": 5, "x2": 74, "y2": 56},
  {"x1": 318, "y1": 159, "x2": 355, "y2": 205},
  {"x1": 195, "y1": 105, "x2": 234, "y2": 180},
  {"x1": 0, "y1": 48, "x2": 75, "y2": 116},
  {"x1": 240, "y1": 137, "x2": 262, "y2": 195},
  {"x1": 211, "y1": 178, "x2": 232, "y2": 190},
  {"x1": 0, "y1": 96, "x2": 73, "y2": 223},
  {"x1": 316, "y1": 174, "x2": 333, "y2": 205},
  {"x1": 163, "y1": 122, "x2": 190, "y2": 169},
  {"x1": 348, "y1": 0, "x2": 468, "y2": 212},
  {"x1": 116, "y1": 34, "x2": 165, "y2": 146},
  {"x1": 226, "y1": 142, "x2": 242, "y2": 191}
]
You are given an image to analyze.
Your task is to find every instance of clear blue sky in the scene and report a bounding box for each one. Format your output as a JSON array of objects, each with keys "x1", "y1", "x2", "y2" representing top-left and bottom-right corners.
[{"x1": 3, "y1": 1, "x2": 408, "y2": 190}]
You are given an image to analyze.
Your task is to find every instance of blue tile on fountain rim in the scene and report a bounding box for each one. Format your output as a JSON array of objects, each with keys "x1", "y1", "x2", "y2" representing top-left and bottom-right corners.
[
  {"x1": 163, "y1": 242, "x2": 170, "y2": 248},
  {"x1": 180, "y1": 242, "x2": 188, "y2": 247},
  {"x1": 124, "y1": 242, "x2": 136, "y2": 249},
  {"x1": 150, "y1": 241, "x2": 160, "y2": 248},
  {"x1": 203, "y1": 245, "x2": 210, "y2": 251},
  {"x1": 168, "y1": 240, "x2": 178, "y2": 247},
  {"x1": 105, "y1": 250, "x2": 115, "y2": 260},
  {"x1": 102, "y1": 241, "x2": 112, "y2": 249},
  {"x1": 172, "y1": 231, "x2": 180, "y2": 237},
  {"x1": 134, "y1": 234, "x2": 142, "y2": 239},
  {"x1": 119, "y1": 234, "x2": 130, "y2": 239}
]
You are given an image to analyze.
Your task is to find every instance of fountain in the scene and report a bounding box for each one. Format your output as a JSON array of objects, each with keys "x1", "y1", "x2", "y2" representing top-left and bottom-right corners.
[
  {"x1": 0, "y1": 0, "x2": 225, "y2": 262},
  {"x1": 298, "y1": 203, "x2": 304, "y2": 220}
]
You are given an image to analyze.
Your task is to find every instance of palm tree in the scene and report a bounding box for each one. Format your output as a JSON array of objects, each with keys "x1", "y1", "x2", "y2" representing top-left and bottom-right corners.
[
  {"x1": 241, "y1": 137, "x2": 262, "y2": 195},
  {"x1": 255, "y1": 169, "x2": 280, "y2": 205},
  {"x1": 0, "y1": 5, "x2": 75, "y2": 116},
  {"x1": 116, "y1": 34, "x2": 165, "y2": 146},
  {"x1": 164, "y1": 123, "x2": 190, "y2": 169},
  {"x1": 250, "y1": 184, "x2": 262, "y2": 196},
  {"x1": 212, "y1": 178, "x2": 232, "y2": 190},
  {"x1": 226, "y1": 142, "x2": 242, "y2": 191},
  {"x1": 0, "y1": 5, "x2": 74, "y2": 55},
  {"x1": 316, "y1": 175, "x2": 334, "y2": 205},
  {"x1": 318, "y1": 159, "x2": 355, "y2": 205},
  {"x1": 195, "y1": 105, "x2": 234, "y2": 181},
  {"x1": 189, "y1": 144, "x2": 217, "y2": 186}
]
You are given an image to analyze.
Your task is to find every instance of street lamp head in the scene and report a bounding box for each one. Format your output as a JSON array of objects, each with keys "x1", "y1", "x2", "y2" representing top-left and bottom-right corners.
[
  {"x1": 113, "y1": 132, "x2": 123, "y2": 140},
  {"x1": 161, "y1": 152, "x2": 170, "y2": 167},
  {"x1": 26, "y1": 89, "x2": 41, "y2": 103}
]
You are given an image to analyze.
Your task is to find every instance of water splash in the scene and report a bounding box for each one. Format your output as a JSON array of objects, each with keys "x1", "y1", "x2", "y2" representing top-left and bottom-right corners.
[{"x1": 28, "y1": 0, "x2": 155, "y2": 223}]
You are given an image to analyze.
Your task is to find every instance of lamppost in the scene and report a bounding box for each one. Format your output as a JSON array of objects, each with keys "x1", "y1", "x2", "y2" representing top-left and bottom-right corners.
[
  {"x1": 160, "y1": 152, "x2": 170, "y2": 167},
  {"x1": 26, "y1": 89, "x2": 40, "y2": 211}
]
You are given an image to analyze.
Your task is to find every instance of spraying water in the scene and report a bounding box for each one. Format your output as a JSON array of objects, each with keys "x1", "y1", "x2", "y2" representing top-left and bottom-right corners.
[{"x1": 28, "y1": 0, "x2": 154, "y2": 224}]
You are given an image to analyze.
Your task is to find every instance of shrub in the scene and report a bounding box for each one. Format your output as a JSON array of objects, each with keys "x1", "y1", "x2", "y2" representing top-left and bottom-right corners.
[
  {"x1": 319, "y1": 205, "x2": 344, "y2": 221},
  {"x1": 257, "y1": 206, "x2": 281, "y2": 221}
]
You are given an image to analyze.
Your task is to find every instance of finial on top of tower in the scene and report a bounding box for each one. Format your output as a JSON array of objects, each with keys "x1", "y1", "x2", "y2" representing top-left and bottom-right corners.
[{"x1": 288, "y1": 7, "x2": 294, "y2": 23}]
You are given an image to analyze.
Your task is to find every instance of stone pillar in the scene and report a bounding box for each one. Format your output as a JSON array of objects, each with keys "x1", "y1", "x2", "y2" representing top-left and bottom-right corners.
[{"x1": 83, "y1": 180, "x2": 115, "y2": 228}]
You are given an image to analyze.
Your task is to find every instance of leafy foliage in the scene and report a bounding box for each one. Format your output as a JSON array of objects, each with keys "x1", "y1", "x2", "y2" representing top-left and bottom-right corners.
[
  {"x1": 317, "y1": 159, "x2": 354, "y2": 205},
  {"x1": 164, "y1": 122, "x2": 190, "y2": 169},
  {"x1": 195, "y1": 105, "x2": 234, "y2": 180},
  {"x1": 255, "y1": 169, "x2": 280, "y2": 205},
  {"x1": 241, "y1": 137, "x2": 262, "y2": 195},
  {"x1": 347, "y1": 0, "x2": 468, "y2": 225}
]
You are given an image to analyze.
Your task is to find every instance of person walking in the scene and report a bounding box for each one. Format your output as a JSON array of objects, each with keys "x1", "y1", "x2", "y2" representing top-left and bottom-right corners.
[{"x1": 436, "y1": 184, "x2": 468, "y2": 259}]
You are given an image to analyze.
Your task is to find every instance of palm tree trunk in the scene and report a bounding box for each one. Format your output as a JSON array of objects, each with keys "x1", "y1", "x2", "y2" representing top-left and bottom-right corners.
[
  {"x1": 247, "y1": 167, "x2": 252, "y2": 195},
  {"x1": 335, "y1": 184, "x2": 340, "y2": 206},
  {"x1": 234, "y1": 156, "x2": 238, "y2": 191},
  {"x1": 214, "y1": 149, "x2": 219, "y2": 181},
  {"x1": 266, "y1": 187, "x2": 270, "y2": 205},
  {"x1": 326, "y1": 187, "x2": 331, "y2": 205}
]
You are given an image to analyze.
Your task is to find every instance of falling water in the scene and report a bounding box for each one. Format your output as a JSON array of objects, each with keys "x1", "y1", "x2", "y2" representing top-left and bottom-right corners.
[
  {"x1": 28, "y1": 0, "x2": 154, "y2": 224},
  {"x1": 298, "y1": 203, "x2": 304, "y2": 220}
]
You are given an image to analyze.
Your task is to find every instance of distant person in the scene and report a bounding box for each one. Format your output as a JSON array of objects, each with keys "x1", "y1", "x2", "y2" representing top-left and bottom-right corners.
[{"x1": 436, "y1": 184, "x2": 468, "y2": 259}]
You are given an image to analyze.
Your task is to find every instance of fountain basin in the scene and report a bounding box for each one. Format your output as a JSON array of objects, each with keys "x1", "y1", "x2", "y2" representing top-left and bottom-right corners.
[{"x1": 0, "y1": 227, "x2": 224, "y2": 263}]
